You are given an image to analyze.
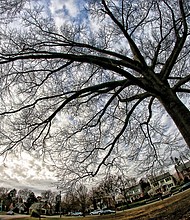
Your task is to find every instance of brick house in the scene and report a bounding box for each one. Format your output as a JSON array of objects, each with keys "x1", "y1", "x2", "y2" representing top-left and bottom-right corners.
[{"x1": 174, "y1": 160, "x2": 190, "y2": 182}]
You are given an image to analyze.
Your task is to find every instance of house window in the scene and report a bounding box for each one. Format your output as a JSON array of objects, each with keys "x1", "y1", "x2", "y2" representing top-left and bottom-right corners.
[
  {"x1": 160, "y1": 180, "x2": 165, "y2": 184},
  {"x1": 165, "y1": 177, "x2": 171, "y2": 182},
  {"x1": 168, "y1": 183, "x2": 174, "y2": 188},
  {"x1": 153, "y1": 182, "x2": 159, "y2": 187}
]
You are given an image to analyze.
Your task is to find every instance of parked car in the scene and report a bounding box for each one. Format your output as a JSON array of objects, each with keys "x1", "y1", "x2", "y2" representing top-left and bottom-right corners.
[
  {"x1": 71, "y1": 211, "x2": 82, "y2": 216},
  {"x1": 170, "y1": 186, "x2": 178, "y2": 194},
  {"x1": 90, "y1": 209, "x2": 102, "y2": 215},
  {"x1": 7, "y1": 210, "x2": 14, "y2": 215},
  {"x1": 179, "y1": 182, "x2": 190, "y2": 192},
  {"x1": 100, "y1": 209, "x2": 116, "y2": 215},
  {"x1": 162, "y1": 190, "x2": 172, "y2": 198}
]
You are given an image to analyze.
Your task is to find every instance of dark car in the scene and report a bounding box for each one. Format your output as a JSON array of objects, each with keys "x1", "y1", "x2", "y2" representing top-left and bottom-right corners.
[
  {"x1": 179, "y1": 182, "x2": 190, "y2": 192},
  {"x1": 100, "y1": 209, "x2": 116, "y2": 215}
]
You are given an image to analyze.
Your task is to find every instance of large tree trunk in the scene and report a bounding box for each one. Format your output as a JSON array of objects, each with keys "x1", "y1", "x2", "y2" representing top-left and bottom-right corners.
[{"x1": 159, "y1": 89, "x2": 190, "y2": 148}]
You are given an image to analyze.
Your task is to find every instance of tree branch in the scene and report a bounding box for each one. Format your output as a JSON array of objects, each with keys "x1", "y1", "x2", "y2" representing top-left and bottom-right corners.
[
  {"x1": 101, "y1": 0, "x2": 147, "y2": 66},
  {"x1": 160, "y1": 0, "x2": 188, "y2": 80}
]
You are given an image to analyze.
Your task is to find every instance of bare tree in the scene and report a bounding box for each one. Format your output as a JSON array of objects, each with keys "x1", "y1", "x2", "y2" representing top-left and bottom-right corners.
[
  {"x1": 17, "y1": 188, "x2": 32, "y2": 202},
  {"x1": 97, "y1": 175, "x2": 119, "y2": 209},
  {"x1": 0, "y1": 0, "x2": 189, "y2": 184},
  {"x1": 116, "y1": 175, "x2": 137, "y2": 204},
  {"x1": 62, "y1": 184, "x2": 89, "y2": 216},
  {"x1": 62, "y1": 190, "x2": 79, "y2": 214},
  {"x1": 88, "y1": 187, "x2": 101, "y2": 210},
  {"x1": 96, "y1": 174, "x2": 137, "y2": 208},
  {"x1": 74, "y1": 183, "x2": 90, "y2": 216},
  {"x1": 41, "y1": 190, "x2": 56, "y2": 204},
  {"x1": 0, "y1": 0, "x2": 29, "y2": 23},
  {"x1": 0, "y1": 187, "x2": 9, "y2": 197}
]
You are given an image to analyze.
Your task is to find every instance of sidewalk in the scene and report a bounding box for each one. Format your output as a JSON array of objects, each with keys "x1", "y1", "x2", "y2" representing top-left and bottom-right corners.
[{"x1": 0, "y1": 214, "x2": 29, "y2": 219}]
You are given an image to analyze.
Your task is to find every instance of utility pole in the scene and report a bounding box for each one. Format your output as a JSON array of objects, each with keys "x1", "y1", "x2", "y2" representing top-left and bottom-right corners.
[
  {"x1": 59, "y1": 191, "x2": 62, "y2": 218},
  {"x1": 0, "y1": 200, "x2": 2, "y2": 212}
]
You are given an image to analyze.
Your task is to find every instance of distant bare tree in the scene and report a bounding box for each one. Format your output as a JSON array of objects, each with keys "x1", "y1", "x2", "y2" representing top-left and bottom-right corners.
[
  {"x1": 62, "y1": 190, "x2": 78, "y2": 214},
  {"x1": 62, "y1": 184, "x2": 89, "y2": 215},
  {"x1": 41, "y1": 190, "x2": 56, "y2": 204},
  {"x1": 17, "y1": 188, "x2": 32, "y2": 202},
  {"x1": 116, "y1": 175, "x2": 137, "y2": 203},
  {"x1": 25, "y1": 191, "x2": 37, "y2": 211},
  {"x1": 0, "y1": 187, "x2": 9, "y2": 198},
  {"x1": 0, "y1": 0, "x2": 189, "y2": 184},
  {"x1": 74, "y1": 183, "x2": 90, "y2": 216},
  {"x1": 97, "y1": 175, "x2": 119, "y2": 208},
  {"x1": 88, "y1": 187, "x2": 100, "y2": 210},
  {"x1": 98, "y1": 174, "x2": 138, "y2": 207},
  {"x1": 0, "y1": 187, "x2": 9, "y2": 210}
]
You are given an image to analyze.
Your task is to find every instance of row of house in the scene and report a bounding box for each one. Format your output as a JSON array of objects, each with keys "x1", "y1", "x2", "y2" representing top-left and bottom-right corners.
[
  {"x1": 8, "y1": 198, "x2": 55, "y2": 216},
  {"x1": 116, "y1": 159, "x2": 190, "y2": 203},
  {"x1": 5, "y1": 159, "x2": 190, "y2": 215}
]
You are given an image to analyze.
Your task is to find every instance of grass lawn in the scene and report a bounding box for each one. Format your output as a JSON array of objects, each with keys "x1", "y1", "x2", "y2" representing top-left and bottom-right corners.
[{"x1": 13, "y1": 189, "x2": 190, "y2": 220}]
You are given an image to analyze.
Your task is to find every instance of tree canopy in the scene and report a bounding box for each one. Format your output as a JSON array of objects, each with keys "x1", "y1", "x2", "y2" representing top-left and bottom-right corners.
[{"x1": 0, "y1": 0, "x2": 189, "y2": 185}]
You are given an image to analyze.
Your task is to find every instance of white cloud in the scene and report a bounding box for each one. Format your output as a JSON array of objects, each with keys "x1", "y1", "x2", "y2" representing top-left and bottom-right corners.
[
  {"x1": 48, "y1": 0, "x2": 87, "y2": 28},
  {"x1": 49, "y1": 0, "x2": 78, "y2": 17},
  {"x1": 63, "y1": 0, "x2": 78, "y2": 17},
  {"x1": 0, "y1": 152, "x2": 58, "y2": 195}
]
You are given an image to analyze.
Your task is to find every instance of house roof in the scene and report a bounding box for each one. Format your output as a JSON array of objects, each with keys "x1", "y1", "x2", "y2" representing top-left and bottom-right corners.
[
  {"x1": 115, "y1": 194, "x2": 125, "y2": 201},
  {"x1": 29, "y1": 203, "x2": 43, "y2": 210},
  {"x1": 126, "y1": 184, "x2": 142, "y2": 196},
  {"x1": 29, "y1": 202, "x2": 50, "y2": 210},
  {"x1": 148, "y1": 172, "x2": 171, "y2": 183},
  {"x1": 176, "y1": 161, "x2": 190, "y2": 172},
  {"x1": 29, "y1": 202, "x2": 50, "y2": 209},
  {"x1": 15, "y1": 203, "x2": 26, "y2": 208},
  {"x1": 127, "y1": 184, "x2": 141, "y2": 191}
]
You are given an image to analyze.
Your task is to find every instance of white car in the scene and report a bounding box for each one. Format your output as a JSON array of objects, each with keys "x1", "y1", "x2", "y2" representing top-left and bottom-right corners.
[
  {"x1": 71, "y1": 211, "x2": 82, "y2": 216},
  {"x1": 90, "y1": 210, "x2": 102, "y2": 215},
  {"x1": 100, "y1": 209, "x2": 116, "y2": 215},
  {"x1": 7, "y1": 210, "x2": 14, "y2": 215}
]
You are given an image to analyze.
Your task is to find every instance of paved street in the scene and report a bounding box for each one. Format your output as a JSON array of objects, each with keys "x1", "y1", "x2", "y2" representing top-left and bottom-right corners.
[{"x1": 0, "y1": 214, "x2": 29, "y2": 219}]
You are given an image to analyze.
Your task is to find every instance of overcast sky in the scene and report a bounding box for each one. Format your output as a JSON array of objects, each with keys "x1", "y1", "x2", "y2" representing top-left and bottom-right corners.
[
  {"x1": 0, "y1": 0, "x2": 189, "y2": 195},
  {"x1": 0, "y1": 152, "x2": 58, "y2": 195},
  {"x1": 0, "y1": 0, "x2": 83, "y2": 195}
]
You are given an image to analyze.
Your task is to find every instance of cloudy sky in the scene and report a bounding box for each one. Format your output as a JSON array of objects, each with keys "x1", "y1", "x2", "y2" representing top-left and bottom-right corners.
[
  {"x1": 0, "y1": 152, "x2": 58, "y2": 195},
  {"x1": 0, "y1": 0, "x2": 84, "y2": 195},
  {"x1": 0, "y1": 0, "x2": 188, "y2": 195}
]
